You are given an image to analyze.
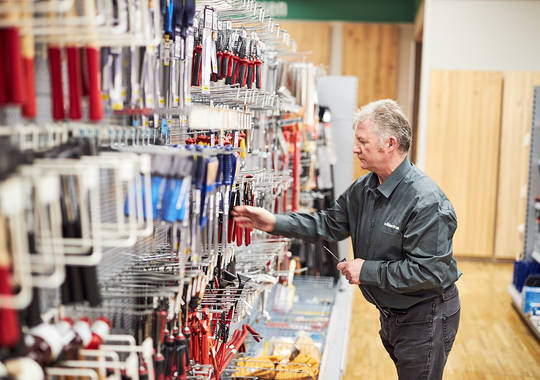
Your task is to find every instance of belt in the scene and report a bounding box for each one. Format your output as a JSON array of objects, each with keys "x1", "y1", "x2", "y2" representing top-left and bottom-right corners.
[{"x1": 380, "y1": 283, "x2": 457, "y2": 315}]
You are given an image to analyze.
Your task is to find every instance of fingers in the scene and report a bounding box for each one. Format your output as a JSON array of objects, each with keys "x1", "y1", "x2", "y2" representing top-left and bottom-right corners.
[
  {"x1": 338, "y1": 261, "x2": 360, "y2": 285},
  {"x1": 233, "y1": 216, "x2": 254, "y2": 228},
  {"x1": 231, "y1": 205, "x2": 248, "y2": 216}
]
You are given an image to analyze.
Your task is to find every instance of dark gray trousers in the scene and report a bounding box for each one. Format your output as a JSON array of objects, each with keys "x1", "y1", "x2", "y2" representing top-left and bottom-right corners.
[{"x1": 378, "y1": 284, "x2": 461, "y2": 380}]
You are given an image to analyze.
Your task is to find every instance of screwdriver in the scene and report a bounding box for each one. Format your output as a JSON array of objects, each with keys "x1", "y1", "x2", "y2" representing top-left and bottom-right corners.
[{"x1": 322, "y1": 246, "x2": 345, "y2": 263}]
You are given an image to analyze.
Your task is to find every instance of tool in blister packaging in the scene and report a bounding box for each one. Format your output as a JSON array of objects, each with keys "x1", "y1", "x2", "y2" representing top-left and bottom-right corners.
[
  {"x1": 129, "y1": 46, "x2": 143, "y2": 108},
  {"x1": 159, "y1": 0, "x2": 174, "y2": 111},
  {"x1": 218, "y1": 22, "x2": 232, "y2": 81},
  {"x1": 170, "y1": 0, "x2": 184, "y2": 109},
  {"x1": 191, "y1": 25, "x2": 202, "y2": 87},
  {"x1": 180, "y1": 0, "x2": 195, "y2": 110},
  {"x1": 200, "y1": 6, "x2": 217, "y2": 92},
  {"x1": 190, "y1": 149, "x2": 207, "y2": 264},
  {"x1": 213, "y1": 22, "x2": 224, "y2": 82},
  {"x1": 141, "y1": 45, "x2": 157, "y2": 122},
  {"x1": 225, "y1": 31, "x2": 240, "y2": 85},
  {"x1": 150, "y1": 155, "x2": 172, "y2": 218},
  {"x1": 252, "y1": 39, "x2": 263, "y2": 90},
  {"x1": 161, "y1": 156, "x2": 193, "y2": 224},
  {"x1": 108, "y1": 47, "x2": 124, "y2": 110}
]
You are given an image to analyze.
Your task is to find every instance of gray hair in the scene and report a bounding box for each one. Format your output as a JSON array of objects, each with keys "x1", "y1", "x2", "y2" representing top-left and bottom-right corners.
[{"x1": 353, "y1": 99, "x2": 412, "y2": 153}]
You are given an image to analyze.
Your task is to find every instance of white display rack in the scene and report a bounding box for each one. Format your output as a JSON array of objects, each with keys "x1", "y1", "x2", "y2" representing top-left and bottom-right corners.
[{"x1": 511, "y1": 86, "x2": 540, "y2": 342}]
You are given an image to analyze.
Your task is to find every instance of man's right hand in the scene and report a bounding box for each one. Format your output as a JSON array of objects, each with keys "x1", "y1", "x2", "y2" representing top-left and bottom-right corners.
[{"x1": 231, "y1": 205, "x2": 276, "y2": 233}]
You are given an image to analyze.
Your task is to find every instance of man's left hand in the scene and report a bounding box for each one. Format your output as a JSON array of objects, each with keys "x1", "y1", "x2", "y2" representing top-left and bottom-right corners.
[{"x1": 337, "y1": 259, "x2": 365, "y2": 285}]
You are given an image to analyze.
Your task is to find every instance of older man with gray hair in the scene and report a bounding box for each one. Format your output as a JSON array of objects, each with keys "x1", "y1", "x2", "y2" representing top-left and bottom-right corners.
[{"x1": 232, "y1": 99, "x2": 461, "y2": 379}]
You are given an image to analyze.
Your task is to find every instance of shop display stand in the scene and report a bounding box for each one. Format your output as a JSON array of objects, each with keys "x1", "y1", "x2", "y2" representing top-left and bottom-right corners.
[{"x1": 509, "y1": 86, "x2": 540, "y2": 340}]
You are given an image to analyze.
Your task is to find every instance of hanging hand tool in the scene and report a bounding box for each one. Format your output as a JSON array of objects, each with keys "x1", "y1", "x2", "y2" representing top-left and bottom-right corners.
[
  {"x1": 220, "y1": 151, "x2": 233, "y2": 252},
  {"x1": 243, "y1": 176, "x2": 254, "y2": 246},
  {"x1": 322, "y1": 246, "x2": 345, "y2": 263},
  {"x1": 174, "y1": 328, "x2": 188, "y2": 379},
  {"x1": 200, "y1": 6, "x2": 217, "y2": 92},
  {"x1": 48, "y1": 32, "x2": 65, "y2": 121},
  {"x1": 82, "y1": 0, "x2": 103, "y2": 121},
  {"x1": 225, "y1": 31, "x2": 240, "y2": 85},
  {"x1": 253, "y1": 40, "x2": 263, "y2": 90},
  {"x1": 0, "y1": 215, "x2": 20, "y2": 348},
  {"x1": 159, "y1": 0, "x2": 173, "y2": 109},
  {"x1": 181, "y1": 0, "x2": 195, "y2": 109},
  {"x1": 214, "y1": 22, "x2": 224, "y2": 82},
  {"x1": 107, "y1": 47, "x2": 124, "y2": 111},
  {"x1": 200, "y1": 156, "x2": 218, "y2": 253},
  {"x1": 154, "y1": 308, "x2": 167, "y2": 380},
  {"x1": 233, "y1": 32, "x2": 249, "y2": 87},
  {"x1": 0, "y1": 1, "x2": 26, "y2": 106},
  {"x1": 191, "y1": 19, "x2": 202, "y2": 87},
  {"x1": 21, "y1": 0, "x2": 36, "y2": 118},
  {"x1": 65, "y1": 2, "x2": 83, "y2": 119}
]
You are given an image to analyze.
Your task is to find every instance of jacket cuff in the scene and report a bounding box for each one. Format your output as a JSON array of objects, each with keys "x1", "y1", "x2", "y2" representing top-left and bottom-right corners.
[
  {"x1": 360, "y1": 260, "x2": 382, "y2": 286},
  {"x1": 271, "y1": 214, "x2": 293, "y2": 236}
]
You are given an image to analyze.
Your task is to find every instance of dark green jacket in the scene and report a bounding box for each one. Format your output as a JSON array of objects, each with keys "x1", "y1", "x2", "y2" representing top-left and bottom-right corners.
[{"x1": 272, "y1": 156, "x2": 461, "y2": 309}]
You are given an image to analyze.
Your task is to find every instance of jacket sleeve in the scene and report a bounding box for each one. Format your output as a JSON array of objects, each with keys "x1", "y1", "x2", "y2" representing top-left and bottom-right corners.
[
  {"x1": 270, "y1": 185, "x2": 354, "y2": 243},
  {"x1": 359, "y1": 199, "x2": 458, "y2": 293}
]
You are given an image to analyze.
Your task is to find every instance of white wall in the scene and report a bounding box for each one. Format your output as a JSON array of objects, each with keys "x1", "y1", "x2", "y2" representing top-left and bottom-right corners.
[
  {"x1": 417, "y1": 0, "x2": 540, "y2": 169},
  {"x1": 396, "y1": 24, "x2": 415, "y2": 120}
]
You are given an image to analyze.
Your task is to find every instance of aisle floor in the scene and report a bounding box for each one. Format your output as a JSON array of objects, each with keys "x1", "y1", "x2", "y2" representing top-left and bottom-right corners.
[{"x1": 343, "y1": 260, "x2": 540, "y2": 379}]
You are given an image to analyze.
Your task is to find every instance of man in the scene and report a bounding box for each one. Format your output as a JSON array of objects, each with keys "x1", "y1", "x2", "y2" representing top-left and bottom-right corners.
[{"x1": 232, "y1": 99, "x2": 461, "y2": 379}]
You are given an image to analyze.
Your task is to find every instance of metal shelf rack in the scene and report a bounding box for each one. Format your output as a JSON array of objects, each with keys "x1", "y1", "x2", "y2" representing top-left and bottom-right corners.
[{"x1": 509, "y1": 86, "x2": 540, "y2": 340}]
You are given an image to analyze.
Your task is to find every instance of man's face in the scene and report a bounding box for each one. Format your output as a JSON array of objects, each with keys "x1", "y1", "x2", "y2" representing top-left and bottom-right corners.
[{"x1": 353, "y1": 119, "x2": 387, "y2": 172}]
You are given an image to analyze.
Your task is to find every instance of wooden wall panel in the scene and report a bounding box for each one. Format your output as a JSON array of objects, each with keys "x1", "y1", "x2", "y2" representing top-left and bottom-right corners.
[
  {"x1": 494, "y1": 72, "x2": 540, "y2": 259},
  {"x1": 342, "y1": 23, "x2": 399, "y2": 179},
  {"x1": 425, "y1": 70, "x2": 503, "y2": 257},
  {"x1": 278, "y1": 21, "x2": 331, "y2": 69},
  {"x1": 342, "y1": 24, "x2": 398, "y2": 107}
]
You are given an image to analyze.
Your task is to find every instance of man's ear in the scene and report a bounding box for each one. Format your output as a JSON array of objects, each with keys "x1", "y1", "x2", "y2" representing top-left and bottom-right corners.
[{"x1": 387, "y1": 136, "x2": 399, "y2": 151}]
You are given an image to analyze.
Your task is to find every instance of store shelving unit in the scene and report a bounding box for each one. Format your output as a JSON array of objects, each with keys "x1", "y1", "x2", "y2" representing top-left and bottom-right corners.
[{"x1": 509, "y1": 86, "x2": 540, "y2": 340}]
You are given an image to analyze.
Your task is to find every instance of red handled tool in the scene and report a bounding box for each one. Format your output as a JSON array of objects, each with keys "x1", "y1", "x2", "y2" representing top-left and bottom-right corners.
[
  {"x1": 48, "y1": 42, "x2": 64, "y2": 121},
  {"x1": 82, "y1": 0, "x2": 103, "y2": 121},
  {"x1": 65, "y1": 1, "x2": 83, "y2": 120},
  {"x1": 21, "y1": 0, "x2": 36, "y2": 118},
  {"x1": 0, "y1": 216, "x2": 20, "y2": 348}
]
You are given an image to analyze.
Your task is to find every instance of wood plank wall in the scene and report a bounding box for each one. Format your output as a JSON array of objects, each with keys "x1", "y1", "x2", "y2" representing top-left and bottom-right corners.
[
  {"x1": 277, "y1": 21, "x2": 331, "y2": 68},
  {"x1": 341, "y1": 23, "x2": 399, "y2": 179},
  {"x1": 425, "y1": 70, "x2": 503, "y2": 257},
  {"x1": 494, "y1": 72, "x2": 540, "y2": 259}
]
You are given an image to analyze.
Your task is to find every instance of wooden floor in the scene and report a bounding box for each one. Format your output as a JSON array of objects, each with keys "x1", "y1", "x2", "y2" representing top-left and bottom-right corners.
[{"x1": 343, "y1": 260, "x2": 540, "y2": 379}]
